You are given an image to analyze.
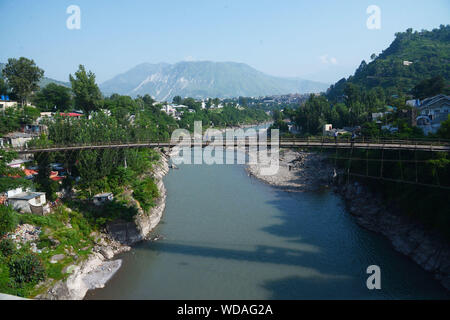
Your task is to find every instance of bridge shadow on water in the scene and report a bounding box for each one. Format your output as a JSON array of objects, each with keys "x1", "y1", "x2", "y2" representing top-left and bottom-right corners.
[
  {"x1": 141, "y1": 181, "x2": 360, "y2": 299},
  {"x1": 256, "y1": 187, "x2": 365, "y2": 299}
]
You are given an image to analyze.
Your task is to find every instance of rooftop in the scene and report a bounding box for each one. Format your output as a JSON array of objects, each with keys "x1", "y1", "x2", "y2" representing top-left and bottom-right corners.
[
  {"x1": 94, "y1": 192, "x2": 113, "y2": 198},
  {"x1": 8, "y1": 192, "x2": 45, "y2": 201},
  {"x1": 3, "y1": 132, "x2": 35, "y2": 139}
]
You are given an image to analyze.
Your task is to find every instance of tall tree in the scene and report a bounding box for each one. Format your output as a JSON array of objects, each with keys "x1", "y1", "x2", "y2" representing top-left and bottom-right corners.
[
  {"x1": 69, "y1": 65, "x2": 102, "y2": 114},
  {"x1": 412, "y1": 76, "x2": 449, "y2": 100},
  {"x1": 0, "y1": 150, "x2": 30, "y2": 193},
  {"x1": 33, "y1": 83, "x2": 72, "y2": 111},
  {"x1": 0, "y1": 78, "x2": 9, "y2": 95},
  {"x1": 2, "y1": 57, "x2": 44, "y2": 105},
  {"x1": 172, "y1": 95, "x2": 182, "y2": 104}
]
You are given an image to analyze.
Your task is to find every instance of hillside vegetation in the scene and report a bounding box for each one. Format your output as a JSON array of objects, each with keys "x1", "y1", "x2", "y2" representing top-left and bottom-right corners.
[{"x1": 327, "y1": 25, "x2": 450, "y2": 101}]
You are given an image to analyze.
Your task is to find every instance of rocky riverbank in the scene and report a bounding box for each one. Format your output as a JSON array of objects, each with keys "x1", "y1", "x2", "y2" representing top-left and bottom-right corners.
[
  {"x1": 337, "y1": 181, "x2": 450, "y2": 291},
  {"x1": 106, "y1": 151, "x2": 169, "y2": 245},
  {"x1": 247, "y1": 149, "x2": 336, "y2": 192},
  {"x1": 36, "y1": 150, "x2": 170, "y2": 300},
  {"x1": 247, "y1": 148, "x2": 450, "y2": 291}
]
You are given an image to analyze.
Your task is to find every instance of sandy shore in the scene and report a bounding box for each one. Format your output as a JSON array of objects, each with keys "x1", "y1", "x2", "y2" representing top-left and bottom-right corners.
[{"x1": 82, "y1": 259, "x2": 122, "y2": 290}]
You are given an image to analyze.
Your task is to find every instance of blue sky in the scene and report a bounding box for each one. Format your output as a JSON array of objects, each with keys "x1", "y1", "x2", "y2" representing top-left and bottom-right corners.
[{"x1": 0, "y1": 0, "x2": 449, "y2": 84}]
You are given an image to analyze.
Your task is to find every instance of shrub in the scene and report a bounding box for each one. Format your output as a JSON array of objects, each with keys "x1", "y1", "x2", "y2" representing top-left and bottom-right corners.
[
  {"x1": 0, "y1": 239, "x2": 16, "y2": 257},
  {"x1": 133, "y1": 177, "x2": 159, "y2": 212},
  {"x1": 0, "y1": 206, "x2": 18, "y2": 237},
  {"x1": 0, "y1": 258, "x2": 11, "y2": 292},
  {"x1": 8, "y1": 253, "x2": 46, "y2": 285}
]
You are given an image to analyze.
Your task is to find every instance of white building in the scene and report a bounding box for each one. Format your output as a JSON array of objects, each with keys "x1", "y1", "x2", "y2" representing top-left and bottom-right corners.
[
  {"x1": 323, "y1": 124, "x2": 333, "y2": 135},
  {"x1": 0, "y1": 95, "x2": 18, "y2": 110},
  {"x1": 160, "y1": 104, "x2": 176, "y2": 116},
  {"x1": 5, "y1": 187, "x2": 48, "y2": 215},
  {"x1": 7, "y1": 159, "x2": 31, "y2": 169},
  {"x1": 406, "y1": 99, "x2": 421, "y2": 108}
]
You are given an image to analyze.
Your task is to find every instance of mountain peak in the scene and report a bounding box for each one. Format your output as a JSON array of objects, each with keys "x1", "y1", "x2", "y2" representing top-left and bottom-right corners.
[{"x1": 100, "y1": 61, "x2": 328, "y2": 100}]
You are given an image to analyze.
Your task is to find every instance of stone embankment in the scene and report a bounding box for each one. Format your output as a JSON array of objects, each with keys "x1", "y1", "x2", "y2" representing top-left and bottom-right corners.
[
  {"x1": 106, "y1": 151, "x2": 169, "y2": 244},
  {"x1": 247, "y1": 148, "x2": 450, "y2": 291},
  {"x1": 37, "y1": 150, "x2": 170, "y2": 300},
  {"x1": 338, "y1": 181, "x2": 450, "y2": 291}
]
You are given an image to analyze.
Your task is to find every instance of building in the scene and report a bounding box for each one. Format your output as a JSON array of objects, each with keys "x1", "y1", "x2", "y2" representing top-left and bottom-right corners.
[
  {"x1": 21, "y1": 123, "x2": 47, "y2": 135},
  {"x1": 0, "y1": 95, "x2": 18, "y2": 110},
  {"x1": 323, "y1": 124, "x2": 333, "y2": 135},
  {"x1": 60, "y1": 112, "x2": 83, "y2": 119},
  {"x1": 371, "y1": 112, "x2": 385, "y2": 124},
  {"x1": 406, "y1": 99, "x2": 421, "y2": 108},
  {"x1": 160, "y1": 104, "x2": 176, "y2": 116},
  {"x1": 5, "y1": 187, "x2": 49, "y2": 215},
  {"x1": 416, "y1": 94, "x2": 450, "y2": 135},
  {"x1": 2, "y1": 132, "x2": 35, "y2": 148},
  {"x1": 160, "y1": 104, "x2": 188, "y2": 118},
  {"x1": 7, "y1": 159, "x2": 31, "y2": 169},
  {"x1": 93, "y1": 192, "x2": 114, "y2": 206}
]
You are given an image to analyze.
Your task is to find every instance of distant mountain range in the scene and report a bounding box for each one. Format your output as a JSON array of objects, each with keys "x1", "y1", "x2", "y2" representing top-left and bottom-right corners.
[{"x1": 100, "y1": 61, "x2": 329, "y2": 101}]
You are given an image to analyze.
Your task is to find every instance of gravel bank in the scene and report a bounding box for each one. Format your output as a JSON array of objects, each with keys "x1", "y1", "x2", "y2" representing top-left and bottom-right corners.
[{"x1": 246, "y1": 149, "x2": 336, "y2": 192}]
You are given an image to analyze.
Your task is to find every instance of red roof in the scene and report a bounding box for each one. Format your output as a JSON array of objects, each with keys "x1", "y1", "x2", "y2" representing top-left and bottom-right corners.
[
  {"x1": 59, "y1": 112, "x2": 83, "y2": 117},
  {"x1": 24, "y1": 169, "x2": 38, "y2": 176}
]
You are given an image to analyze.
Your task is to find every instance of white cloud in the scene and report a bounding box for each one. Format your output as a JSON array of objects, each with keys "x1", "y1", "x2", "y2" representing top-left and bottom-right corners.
[
  {"x1": 319, "y1": 54, "x2": 338, "y2": 65},
  {"x1": 184, "y1": 56, "x2": 195, "y2": 61}
]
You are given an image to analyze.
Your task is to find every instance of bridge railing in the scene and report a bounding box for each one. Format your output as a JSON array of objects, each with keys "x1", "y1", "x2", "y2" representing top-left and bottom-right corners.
[
  {"x1": 278, "y1": 136, "x2": 450, "y2": 146},
  {"x1": 2, "y1": 136, "x2": 449, "y2": 153}
]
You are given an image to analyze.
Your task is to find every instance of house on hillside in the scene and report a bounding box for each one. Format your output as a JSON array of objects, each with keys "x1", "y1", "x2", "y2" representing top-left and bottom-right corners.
[
  {"x1": 416, "y1": 94, "x2": 450, "y2": 135},
  {"x1": 7, "y1": 159, "x2": 31, "y2": 169},
  {"x1": 160, "y1": 104, "x2": 176, "y2": 117},
  {"x1": 371, "y1": 112, "x2": 386, "y2": 124},
  {"x1": 21, "y1": 123, "x2": 47, "y2": 135},
  {"x1": 406, "y1": 99, "x2": 421, "y2": 108},
  {"x1": 4, "y1": 187, "x2": 49, "y2": 215},
  {"x1": 2, "y1": 132, "x2": 34, "y2": 148},
  {"x1": 0, "y1": 95, "x2": 18, "y2": 109},
  {"x1": 60, "y1": 112, "x2": 83, "y2": 119},
  {"x1": 93, "y1": 192, "x2": 114, "y2": 206},
  {"x1": 323, "y1": 124, "x2": 333, "y2": 135}
]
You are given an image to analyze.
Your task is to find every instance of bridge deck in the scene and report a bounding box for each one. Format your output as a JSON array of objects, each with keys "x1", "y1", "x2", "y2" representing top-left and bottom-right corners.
[{"x1": 6, "y1": 139, "x2": 450, "y2": 154}]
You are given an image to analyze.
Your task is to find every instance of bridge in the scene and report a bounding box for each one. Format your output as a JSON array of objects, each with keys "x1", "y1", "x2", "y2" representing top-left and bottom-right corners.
[{"x1": 6, "y1": 137, "x2": 450, "y2": 154}]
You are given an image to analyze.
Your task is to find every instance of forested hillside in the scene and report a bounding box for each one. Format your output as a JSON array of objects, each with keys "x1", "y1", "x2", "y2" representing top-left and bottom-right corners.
[{"x1": 327, "y1": 25, "x2": 450, "y2": 101}]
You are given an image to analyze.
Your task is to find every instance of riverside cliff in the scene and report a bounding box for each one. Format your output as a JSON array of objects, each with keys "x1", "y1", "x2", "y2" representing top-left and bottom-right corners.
[
  {"x1": 247, "y1": 148, "x2": 450, "y2": 291},
  {"x1": 37, "y1": 150, "x2": 170, "y2": 300}
]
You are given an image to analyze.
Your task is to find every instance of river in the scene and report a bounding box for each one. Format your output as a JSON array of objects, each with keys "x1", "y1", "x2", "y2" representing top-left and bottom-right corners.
[{"x1": 86, "y1": 132, "x2": 449, "y2": 300}]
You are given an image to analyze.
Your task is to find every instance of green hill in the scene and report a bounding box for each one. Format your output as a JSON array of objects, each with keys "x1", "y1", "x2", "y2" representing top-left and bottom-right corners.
[{"x1": 327, "y1": 25, "x2": 450, "y2": 101}]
